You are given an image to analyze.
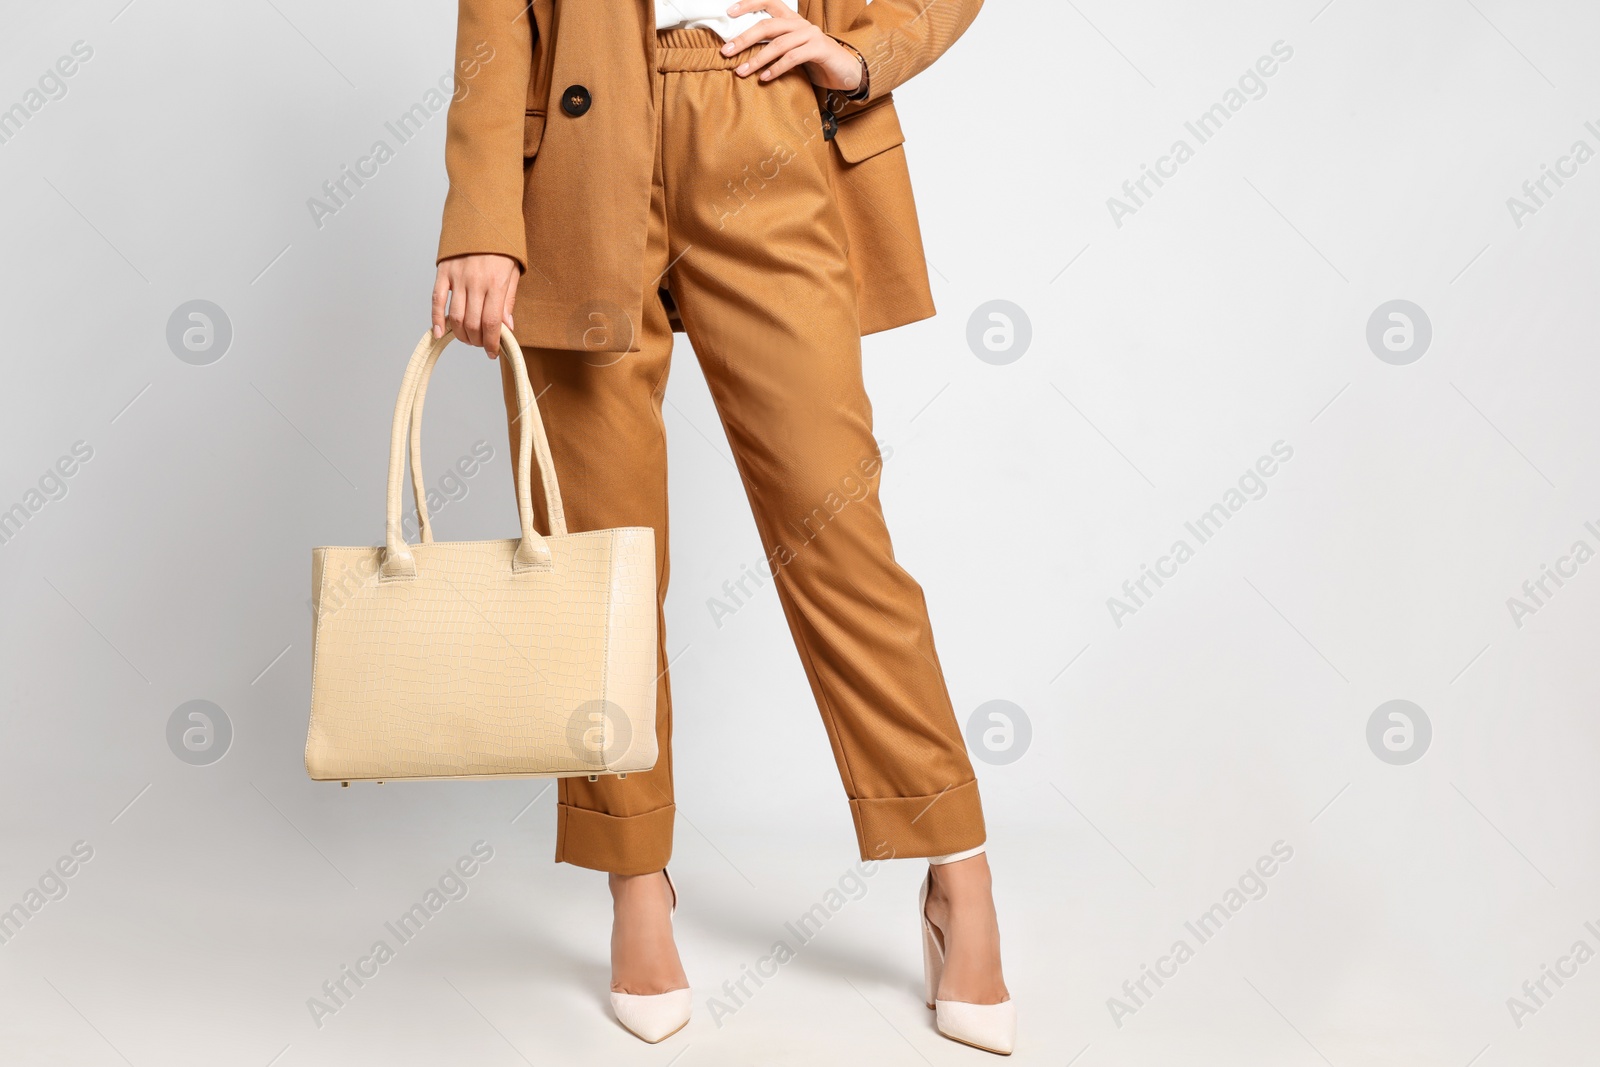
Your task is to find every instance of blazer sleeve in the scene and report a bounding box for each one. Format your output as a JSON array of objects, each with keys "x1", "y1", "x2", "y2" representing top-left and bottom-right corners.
[
  {"x1": 436, "y1": 0, "x2": 534, "y2": 270},
  {"x1": 832, "y1": 0, "x2": 983, "y2": 105}
]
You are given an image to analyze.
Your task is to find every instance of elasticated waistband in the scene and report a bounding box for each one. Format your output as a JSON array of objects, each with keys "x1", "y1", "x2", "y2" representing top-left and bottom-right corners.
[{"x1": 656, "y1": 26, "x2": 763, "y2": 71}]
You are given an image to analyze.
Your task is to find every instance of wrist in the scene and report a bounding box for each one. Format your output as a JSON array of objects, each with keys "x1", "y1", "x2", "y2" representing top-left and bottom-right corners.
[{"x1": 829, "y1": 35, "x2": 870, "y2": 100}]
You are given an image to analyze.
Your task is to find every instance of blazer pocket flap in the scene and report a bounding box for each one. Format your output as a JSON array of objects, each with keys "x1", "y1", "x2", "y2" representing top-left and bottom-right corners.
[
  {"x1": 834, "y1": 100, "x2": 904, "y2": 164},
  {"x1": 523, "y1": 112, "x2": 546, "y2": 158}
]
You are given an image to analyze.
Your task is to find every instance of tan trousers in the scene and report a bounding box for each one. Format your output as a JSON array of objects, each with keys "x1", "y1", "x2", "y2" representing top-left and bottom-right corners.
[{"x1": 500, "y1": 27, "x2": 985, "y2": 875}]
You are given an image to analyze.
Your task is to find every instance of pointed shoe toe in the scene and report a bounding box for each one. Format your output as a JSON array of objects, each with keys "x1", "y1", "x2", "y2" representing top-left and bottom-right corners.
[
  {"x1": 610, "y1": 988, "x2": 692, "y2": 1043},
  {"x1": 934, "y1": 997, "x2": 1016, "y2": 1055}
]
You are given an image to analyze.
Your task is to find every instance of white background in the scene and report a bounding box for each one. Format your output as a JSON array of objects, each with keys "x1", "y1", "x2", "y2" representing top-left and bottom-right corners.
[{"x1": 2, "y1": 0, "x2": 1598, "y2": 1064}]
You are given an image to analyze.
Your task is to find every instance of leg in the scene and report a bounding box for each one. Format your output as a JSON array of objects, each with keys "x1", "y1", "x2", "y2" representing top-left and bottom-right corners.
[
  {"x1": 609, "y1": 869, "x2": 685, "y2": 999},
  {"x1": 498, "y1": 164, "x2": 677, "y2": 877},
  {"x1": 658, "y1": 40, "x2": 985, "y2": 862},
  {"x1": 652, "y1": 34, "x2": 1008, "y2": 1031},
  {"x1": 499, "y1": 128, "x2": 689, "y2": 1009},
  {"x1": 925, "y1": 853, "x2": 1011, "y2": 1005}
]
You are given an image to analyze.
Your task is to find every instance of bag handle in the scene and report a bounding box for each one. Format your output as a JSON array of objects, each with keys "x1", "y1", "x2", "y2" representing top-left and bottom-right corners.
[
  {"x1": 400, "y1": 327, "x2": 569, "y2": 543},
  {"x1": 401, "y1": 331, "x2": 567, "y2": 545},
  {"x1": 381, "y1": 325, "x2": 567, "y2": 579},
  {"x1": 407, "y1": 355, "x2": 438, "y2": 543}
]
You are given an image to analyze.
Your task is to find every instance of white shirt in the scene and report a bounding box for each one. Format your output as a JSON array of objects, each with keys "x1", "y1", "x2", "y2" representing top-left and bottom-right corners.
[{"x1": 655, "y1": 0, "x2": 773, "y2": 41}]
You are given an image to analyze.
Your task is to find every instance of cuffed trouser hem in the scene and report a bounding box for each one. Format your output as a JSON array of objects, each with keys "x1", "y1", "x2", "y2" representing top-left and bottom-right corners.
[
  {"x1": 849, "y1": 780, "x2": 987, "y2": 862},
  {"x1": 555, "y1": 802, "x2": 676, "y2": 875}
]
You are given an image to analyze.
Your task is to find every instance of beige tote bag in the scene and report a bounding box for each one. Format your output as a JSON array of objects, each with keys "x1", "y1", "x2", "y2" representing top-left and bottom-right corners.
[{"x1": 306, "y1": 325, "x2": 657, "y2": 782}]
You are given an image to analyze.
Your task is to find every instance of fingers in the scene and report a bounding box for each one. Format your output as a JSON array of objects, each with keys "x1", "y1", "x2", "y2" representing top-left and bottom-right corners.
[
  {"x1": 719, "y1": 21, "x2": 772, "y2": 58},
  {"x1": 444, "y1": 266, "x2": 467, "y2": 345},
  {"x1": 431, "y1": 270, "x2": 451, "y2": 339},
  {"x1": 479, "y1": 279, "x2": 507, "y2": 360},
  {"x1": 435, "y1": 254, "x2": 518, "y2": 355},
  {"x1": 738, "y1": 27, "x2": 818, "y2": 80},
  {"x1": 720, "y1": 8, "x2": 804, "y2": 60},
  {"x1": 754, "y1": 31, "x2": 823, "y2": 80},
  {"x1": 462, "y1": 284, "x2": 487, "y2": 351},
  {"x1": 502, "y1": 269, "x2": 518, "y2": 337}
]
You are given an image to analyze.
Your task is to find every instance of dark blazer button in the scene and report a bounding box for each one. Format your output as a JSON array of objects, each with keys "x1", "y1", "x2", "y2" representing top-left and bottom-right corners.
[
  {"x1": 560, "y1": 84, "x2": 592, "y2": 117},
  {"x1": 820, "y1": 108, "x2": 838, "y2": 141}
]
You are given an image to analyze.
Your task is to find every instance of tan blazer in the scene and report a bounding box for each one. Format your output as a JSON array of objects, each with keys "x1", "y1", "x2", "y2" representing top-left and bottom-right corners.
[{"x1": 436, "y1": 0, "x2": 983, "y2": 353}]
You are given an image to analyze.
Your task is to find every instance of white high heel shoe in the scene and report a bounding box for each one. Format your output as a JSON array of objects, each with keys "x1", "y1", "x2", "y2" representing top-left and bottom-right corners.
[
  {"x1": 609, "y1": 868, "x2": 691, "y2": 1044},
  {"x1": 921, "y1": 848, "x2": 1016, "y2": 1056}
]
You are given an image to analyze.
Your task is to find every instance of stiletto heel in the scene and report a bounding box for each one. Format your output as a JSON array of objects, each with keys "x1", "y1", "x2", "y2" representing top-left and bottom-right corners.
[
  {"x1": 610, "y1": 868, "x2": 691, "y2": 1043},
  {"x1": 920, "y1": 852, "x2": 1016, "y2": 1055},
  {"x1": 921, "y1": 885, "x2": 942, "y2": 1009}
]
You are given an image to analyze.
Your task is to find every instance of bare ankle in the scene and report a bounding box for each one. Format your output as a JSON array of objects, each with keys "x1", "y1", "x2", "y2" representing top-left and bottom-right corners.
[
  {"x1": 610, "y1": 869, "x2": 666, "y2": 897},
  {"x1": 930, "y1": 855, "x2": 992, "y2": 899}
]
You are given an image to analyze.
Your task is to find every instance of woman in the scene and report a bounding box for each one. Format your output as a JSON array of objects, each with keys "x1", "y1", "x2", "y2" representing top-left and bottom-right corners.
[{"x1": 430, "y1": 0, "x2": 1013, "y2": 1053}]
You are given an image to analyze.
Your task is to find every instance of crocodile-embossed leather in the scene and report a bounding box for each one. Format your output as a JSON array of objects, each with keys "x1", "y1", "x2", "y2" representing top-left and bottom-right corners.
[{"x1": 306, "y1": 326, "x2": 658, "y2": 781}]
